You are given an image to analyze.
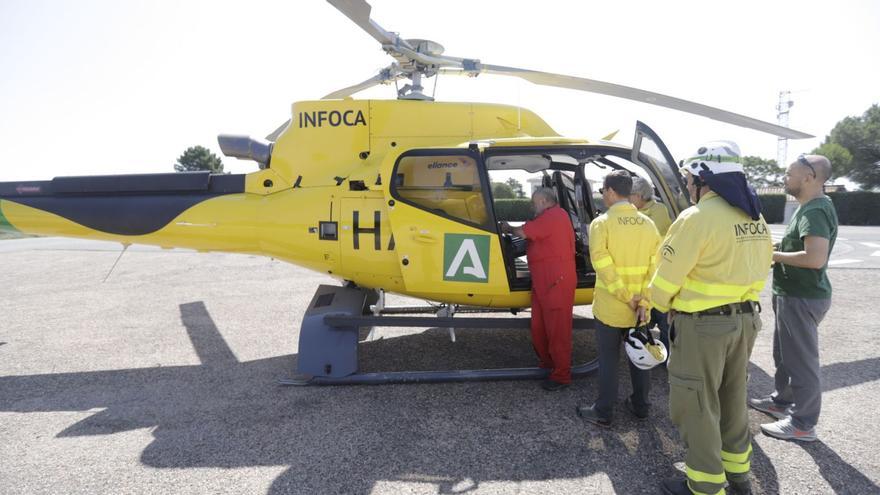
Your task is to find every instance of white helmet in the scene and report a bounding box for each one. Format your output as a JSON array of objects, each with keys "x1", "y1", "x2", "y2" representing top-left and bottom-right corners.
[
  {"x1": 681, "y1": 141, "x2": 744, "y2": 177},
  {"x1": 625, "y1": 327, "x2": 668, "y2": 370}
]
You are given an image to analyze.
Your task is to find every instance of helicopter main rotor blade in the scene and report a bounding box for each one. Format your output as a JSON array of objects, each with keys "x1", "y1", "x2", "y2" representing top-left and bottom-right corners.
[
  {"x1": 327, "y1": 0, "x2": 412, "y2": 50},
  {"x1": 441, "y1": 65, "x2": 812, "y2": 139},
  {"x1": 266, "y1": 120, "x2": 290, "y2": 142},
  {"x1": 323, "y1": 65, "x2": 406, "y2": 99}
]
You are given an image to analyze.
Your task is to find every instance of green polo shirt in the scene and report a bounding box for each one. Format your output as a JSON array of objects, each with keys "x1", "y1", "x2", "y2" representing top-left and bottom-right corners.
[{"x1": 772, "y1": 196, "x2": 838, "y2": 299}]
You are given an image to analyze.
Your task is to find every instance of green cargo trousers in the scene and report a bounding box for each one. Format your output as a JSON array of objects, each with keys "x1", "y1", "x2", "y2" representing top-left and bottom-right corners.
[{"x1": 668, "y1": 305, "x2": 761, "y2": 495}]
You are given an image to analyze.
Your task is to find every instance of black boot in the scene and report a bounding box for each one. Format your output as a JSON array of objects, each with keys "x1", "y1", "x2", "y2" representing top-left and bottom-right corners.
[
  {"x1": 659, "y1": 478, "x2": 692, "y2": 495},
  {"x1": 727, "y1": 478, "x2": 752, "y2": 495},
  {"x1": 575, "y1": 404, "x2": 611, "y2": 427}
]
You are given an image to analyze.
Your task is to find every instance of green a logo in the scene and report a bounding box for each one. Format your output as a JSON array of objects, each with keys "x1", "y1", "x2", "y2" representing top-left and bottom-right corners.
[{"x1": 443, "y1": 234, "x2": 490, "y2": 283}]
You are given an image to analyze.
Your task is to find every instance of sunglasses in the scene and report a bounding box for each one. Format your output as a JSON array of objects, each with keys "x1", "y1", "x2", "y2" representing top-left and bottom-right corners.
[{"x1": 798, "y1": 154, "x2": 817, "y2": 178}]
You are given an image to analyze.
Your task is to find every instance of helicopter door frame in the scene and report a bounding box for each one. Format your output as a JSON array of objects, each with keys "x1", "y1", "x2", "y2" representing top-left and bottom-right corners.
[
  {"x1": 481, "y1": 148, "x2": 598, "y2": 292},
  {"x1": 388, "y1": 147, "x2": 498, "y2": 231},
  {"x1": 386, "y1": 147, "x2": 510, "y2": 299},
  {"x1": 631, "y1": 121, "x2": 690, "y2": 217}
]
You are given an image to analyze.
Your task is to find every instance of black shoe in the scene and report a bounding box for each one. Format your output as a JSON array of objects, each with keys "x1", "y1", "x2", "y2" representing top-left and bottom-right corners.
[
  {"x1": 575, "y1": 404, "x2": 612, "y2": 427},
  {"x1": 624, "y1": 397, "x2": 649, "y2": 420},
  {"x1": 727, "y1": 479, "x2": 752, "y2": 495},
  {"x1": 540, "y1": 379, "x2": 569, "y2": 391},
  {"x1": 659, "y1": 478, "x2": 691, "y2": 495}
]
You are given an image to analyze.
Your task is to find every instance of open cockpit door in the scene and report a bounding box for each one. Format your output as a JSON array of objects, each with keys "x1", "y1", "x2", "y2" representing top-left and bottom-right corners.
[{"x1": 631, "y1": 121, "x2": 690, "y2": 216}]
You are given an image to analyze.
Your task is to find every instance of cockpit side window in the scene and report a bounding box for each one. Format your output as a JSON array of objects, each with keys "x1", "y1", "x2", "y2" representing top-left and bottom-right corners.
[{"x1": 392, "y1": 152, "x2": 492, "y2": 230}]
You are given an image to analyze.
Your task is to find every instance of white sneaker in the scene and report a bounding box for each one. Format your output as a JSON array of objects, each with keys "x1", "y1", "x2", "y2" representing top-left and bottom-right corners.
[
  {"x1": 761, "y1": 417, "x2": 817, "y2": 442},
  {"x1": 748, "y1": 396, "x2": 792, "y2": 420}
]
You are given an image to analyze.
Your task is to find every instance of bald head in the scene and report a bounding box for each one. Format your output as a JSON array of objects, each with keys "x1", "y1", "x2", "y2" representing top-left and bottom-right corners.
[
  {"x1": 532, "y1": 187, "x2": 558, "y2": 205},
  {"x1": 795, "y1": 154, "x2": 832, "y2": 183},
  {"x1": 784, "y1": 154, "x2": 833, "y2": 201},
  {"x1": 531, "y1": 187, "x2": 558, "y2": 216}
]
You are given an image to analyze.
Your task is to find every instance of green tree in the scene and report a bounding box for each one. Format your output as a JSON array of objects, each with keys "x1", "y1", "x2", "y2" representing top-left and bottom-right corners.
[
  {"x1": 810, "y1": 142, "x2": 853, "y2": 180},
  {"x1": 742, "y1": 156, "x2": 783, "y2": 188},
  {"x1": 825, "y1": 104, "x2": 880, "y2": 189},
  {"x1": 491, "y1": 181, "x2": 515, "y2": 199},
  {"x1": 174, "y1": 146, "x2": 224, "y2": 173},
  {"x1": 505, "y1": 177, "x2": 526, "y2": 198}
]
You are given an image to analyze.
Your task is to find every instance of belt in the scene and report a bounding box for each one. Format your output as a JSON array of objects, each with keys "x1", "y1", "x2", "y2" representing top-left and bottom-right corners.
[{"x1": 680, "y1": 301, "x2": 760, "y2": 317}]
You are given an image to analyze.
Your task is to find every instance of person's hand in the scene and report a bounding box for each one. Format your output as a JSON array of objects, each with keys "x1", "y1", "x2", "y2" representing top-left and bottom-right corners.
[
  {"x1": 667, "y1": 310, "x2": 676, "y2": 326},
  {"x1": 628, "y1": 296, "x2": 641, "y2": 311},
  {"x1": 636, "y1": 306, "x2": 647, "y2": 325}
]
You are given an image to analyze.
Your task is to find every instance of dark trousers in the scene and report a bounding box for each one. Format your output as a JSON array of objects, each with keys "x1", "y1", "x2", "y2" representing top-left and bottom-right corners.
[
  {"x1": 594, "y1": 319, "x2": 651, "y2": 419},
  {"x1": 771, "y1": 295, "x2": 831, "y2": 430},
  {"x1": 651, "y1": 308, "x2": 670, "y2": 351}
]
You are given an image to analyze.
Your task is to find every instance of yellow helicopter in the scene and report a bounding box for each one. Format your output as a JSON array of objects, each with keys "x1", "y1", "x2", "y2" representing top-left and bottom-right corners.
[{"x1": 0, "y1": 0, "x2": 810, "y2": 384}]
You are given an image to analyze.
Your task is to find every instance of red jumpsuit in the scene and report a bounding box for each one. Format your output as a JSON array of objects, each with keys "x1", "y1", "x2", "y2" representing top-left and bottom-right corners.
[{"x1": 522, "y1": 205, "x2": 577, "y2": 384}]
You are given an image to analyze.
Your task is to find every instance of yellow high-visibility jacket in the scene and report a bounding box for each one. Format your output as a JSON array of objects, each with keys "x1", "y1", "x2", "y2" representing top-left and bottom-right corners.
[
  {"x1": 649, "y1": 192, "x2": 773, "y2": 313},
  {"x1": 589, "y1": 201, "x2": 661, "y2": 328},
  {"x1": 640, "y1": 199, "x2": 673, "y2": 236}
]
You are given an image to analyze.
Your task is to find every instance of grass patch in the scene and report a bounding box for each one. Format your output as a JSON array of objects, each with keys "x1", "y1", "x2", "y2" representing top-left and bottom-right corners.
[{"x1": 0, "y1": 230, "x2": 29, "y2": 240}]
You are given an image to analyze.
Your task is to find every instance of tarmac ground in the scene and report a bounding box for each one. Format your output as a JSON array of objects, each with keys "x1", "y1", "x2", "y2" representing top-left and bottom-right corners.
[{"x1": 1, "y1": 226, "x2": 879, "y2": 494}]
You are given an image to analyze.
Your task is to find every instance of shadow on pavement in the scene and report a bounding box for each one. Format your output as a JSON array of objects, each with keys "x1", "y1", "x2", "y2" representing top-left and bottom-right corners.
[
  {"x1": 748, "y1": 357, "x2": 880, "y2": 494},
  {"x1": 799, "y1": 441, "x2": 879, "y2": 493},
  {"x1": 1, "y1": 302, "x2": 875, "y2": 493}
]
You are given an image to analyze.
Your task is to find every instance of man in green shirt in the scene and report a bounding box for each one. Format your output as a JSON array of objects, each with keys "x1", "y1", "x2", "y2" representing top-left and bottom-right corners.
[{"x1": 749, "y1": 154, "x2": 838, "y2": 442}]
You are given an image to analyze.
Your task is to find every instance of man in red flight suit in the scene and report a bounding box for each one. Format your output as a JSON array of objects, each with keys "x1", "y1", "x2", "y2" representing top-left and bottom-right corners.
[{"x1": 503, "y1": 187, "x2": 577, "y2": 390}]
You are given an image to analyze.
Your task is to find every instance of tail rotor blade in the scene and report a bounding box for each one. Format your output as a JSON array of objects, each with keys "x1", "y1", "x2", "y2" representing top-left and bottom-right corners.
[{"x1": 266, "y1": 120, "x2": 290, "y2": 142}]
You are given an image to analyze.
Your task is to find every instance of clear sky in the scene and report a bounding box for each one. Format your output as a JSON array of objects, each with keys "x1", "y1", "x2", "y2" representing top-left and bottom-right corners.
[{"x1": 1, "y1": 0, "x2": 878, "y2": 183}]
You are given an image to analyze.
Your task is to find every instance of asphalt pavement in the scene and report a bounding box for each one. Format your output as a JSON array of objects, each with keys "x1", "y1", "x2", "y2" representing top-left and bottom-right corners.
[{"x1": 1, "y1": 228, "x2": 879, "y2": 494}]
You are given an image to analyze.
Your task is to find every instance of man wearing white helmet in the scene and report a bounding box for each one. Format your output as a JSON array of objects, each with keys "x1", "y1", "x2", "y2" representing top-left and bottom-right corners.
[{"x1": 649, "y1": 141, "x2": 772, "y2": 495}]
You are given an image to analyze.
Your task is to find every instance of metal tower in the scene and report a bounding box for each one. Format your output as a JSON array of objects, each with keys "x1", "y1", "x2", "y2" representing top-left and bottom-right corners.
[{"x1": 776, "y1": 91, "x2": 794, "y2": 167}]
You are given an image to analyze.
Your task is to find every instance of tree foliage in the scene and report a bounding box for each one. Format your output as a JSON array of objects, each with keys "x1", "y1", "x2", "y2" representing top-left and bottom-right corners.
[
  {"x1": 824, "y1": 104, "x2": 880, "y2": 189},
  {"x1": 174, "y1": 146, "x2": 224, "y2": 173},
  {"x1": 505, "y1": 177, "x2": 526, "y2": 198},
  {"x1": 810, "y1": 142, "x2": 853, "y2": 180},
  {"x1": 742, "y1": 155, "x2": 784, "y2": 188},
  {"x1": 491, "y1": 181, "x2": 515, "y2": 199}
]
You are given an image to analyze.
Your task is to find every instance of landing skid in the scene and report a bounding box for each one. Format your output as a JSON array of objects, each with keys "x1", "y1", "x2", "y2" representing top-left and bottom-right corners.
[{"x1": 282, "y1": 285, "x2": 597, "y2": 386}]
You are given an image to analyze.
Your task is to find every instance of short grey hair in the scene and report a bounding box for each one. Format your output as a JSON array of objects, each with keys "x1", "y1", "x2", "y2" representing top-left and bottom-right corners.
[
  {"x1": 532, "y1": 186, "x2": 558, "y2": 204},
  {"x1": 630, "y1": 176, "x2": 654, "y2": 201}
]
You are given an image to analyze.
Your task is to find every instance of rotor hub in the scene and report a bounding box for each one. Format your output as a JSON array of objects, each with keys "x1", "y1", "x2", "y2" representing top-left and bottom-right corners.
[{"x1": 405, "y1": 39, "x2": 444, "y2": 57}]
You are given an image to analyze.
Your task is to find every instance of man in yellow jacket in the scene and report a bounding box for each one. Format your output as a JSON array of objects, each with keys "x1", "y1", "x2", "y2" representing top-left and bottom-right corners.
[
  {"x1": 576, "y1": 170, "x2": 661, "y2": 426},
  {"x1": 651, "y1": 141, "x2": 772, "y2": 495},
  {"x1": 630, "y1": 175, "x2": 674, "y2": 351},
  {"x1": 630, "y1": 175, "x2": 673, "y2": 235}
]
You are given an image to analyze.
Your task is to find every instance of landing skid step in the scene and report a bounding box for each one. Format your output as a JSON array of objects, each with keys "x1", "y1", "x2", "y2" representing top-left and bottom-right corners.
[
  {"x1": 290, "y1": 284, "x2": 597, "y2": 386},
  {"x1": 280, "y1": 359, "x2": 598, "y2": 386}
]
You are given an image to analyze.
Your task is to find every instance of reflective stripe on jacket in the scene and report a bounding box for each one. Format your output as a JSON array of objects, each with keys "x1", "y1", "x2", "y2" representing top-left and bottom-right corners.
[
  {"x1": 589, "y1": 201, "x2": 661, "y2": 328},
  {"x1": 649, "y1": 192, "x2": 773, "y2": 313}
]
